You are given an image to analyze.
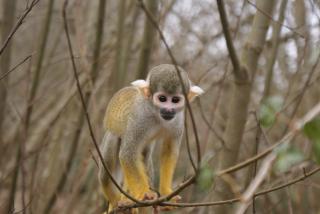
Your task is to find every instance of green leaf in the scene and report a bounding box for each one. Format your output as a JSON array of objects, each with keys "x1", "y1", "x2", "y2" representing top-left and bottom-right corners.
[
  {"x1": 313, "y1": 141, "x2": 320, "y2": 164},
  {"x1": 303, "y1": 118, "x2": 320, "y2": 164},
  {"x1": 259, "y1": 96, "x2": 283, "y2": 128},
  {"x1": 196, "y1": 164, "x2": 214, "y2": 191},
  {"x1": 303, "y1": 118, "x2": 320, "y2": 141},
  {"x1": 274, "y1": 148, "x2": 304, "y2": 173}
]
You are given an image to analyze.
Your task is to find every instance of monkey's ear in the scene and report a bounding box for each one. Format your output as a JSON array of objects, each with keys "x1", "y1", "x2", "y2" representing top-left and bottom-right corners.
[
  {"x1": 131, "y1": 79, "x2": 151, "y2": 98},
  {"x1": 188, "y1": 85, "x2": 204, "y2": 102}
]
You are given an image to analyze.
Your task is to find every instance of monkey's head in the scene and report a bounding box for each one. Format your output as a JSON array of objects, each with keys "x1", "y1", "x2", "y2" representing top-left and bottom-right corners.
[{"x1": 132, "y1": 64, "x2": 204, "y2": 121}]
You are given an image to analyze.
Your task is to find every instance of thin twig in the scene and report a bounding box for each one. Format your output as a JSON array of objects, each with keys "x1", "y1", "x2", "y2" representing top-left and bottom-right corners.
[
  {"x1": 0, "y1": 0, "x2": 40, "y2": 56},
  {"x1": 197, "y1": 99, "x2": 225, "y2": 146},
  {"x1": 0, "y1": 55, "x2": 32, "y2": 80},
  {"x1": 185, "y1": 112, "x2": 197, "y2": 173},
  {"x1": 217, "y1": 141, "x2": 279, "y2": 176},
  {"x1": 255, "y1": 166, "x2": 320, "y2": 196}
]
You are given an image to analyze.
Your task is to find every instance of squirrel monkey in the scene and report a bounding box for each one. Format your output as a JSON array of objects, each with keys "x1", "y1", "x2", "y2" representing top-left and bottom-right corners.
[{"x1": 99, "y1": 64, "x2": 203, "y2": 212}]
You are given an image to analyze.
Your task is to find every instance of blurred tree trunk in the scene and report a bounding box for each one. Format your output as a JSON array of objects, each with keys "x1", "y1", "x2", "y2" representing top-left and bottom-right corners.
[
  {"x1": 23, "y1": 0, "x2": 55, "y2": 212},
  {"x1": 28, "y1": 0, "x2": 55, "y2": 203},
  {"x1": 212, "y1": 1, "x2": 275, "y2": 213},
  {"x1": 121, "y1": 6, "x2": 140, "y2": 78},
  {"x1": 0, "y1": 0, "x2": 16, "y2": 137},
  {"x1": 245, "y1": 0, "x2": 288, "y2": 188},
  {"x1": 112, "y1": 0, "x2": 126, "y2": 91},
  {"x1": 26, "y1": 0, "x2": 54, "y2": 127},
  {"x1": 43, "y1": 0, "x2": 107, "y2": 213},
  {"x1": 293, "y1": 0, "x2": 309, "y2": 61},
  {"x1": 91, "y1": 0, "x2": 107, "y2": 82},
  {"x1": 136, "y1": 0, "x2": 158, "y2": 79},
  {"x1": 0, "y1": 2, "x2": 16, "y2": 198}
]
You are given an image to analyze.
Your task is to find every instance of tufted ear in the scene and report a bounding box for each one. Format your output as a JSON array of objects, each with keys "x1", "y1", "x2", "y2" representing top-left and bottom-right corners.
[
  {"x1": 131, "y1": 79, "x2": 150, "y2": 98},
  {"x1": 188, "y1": 85, "x2": 204, "y2": 102}
]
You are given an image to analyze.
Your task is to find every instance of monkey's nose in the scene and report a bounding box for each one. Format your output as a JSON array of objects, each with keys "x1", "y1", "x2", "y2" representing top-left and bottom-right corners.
[{"x1": 160, "y1": 109, "x2": 175, "y2": 120}]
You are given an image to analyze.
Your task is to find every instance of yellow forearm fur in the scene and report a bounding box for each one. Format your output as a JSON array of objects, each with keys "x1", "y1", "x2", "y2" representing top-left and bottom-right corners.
[
  {"x1": 120, "y1": 157, "x2": 150, "y2": 199},
  {"x1": 159, "y1": 141, "x2": 178, "y2": 195}
]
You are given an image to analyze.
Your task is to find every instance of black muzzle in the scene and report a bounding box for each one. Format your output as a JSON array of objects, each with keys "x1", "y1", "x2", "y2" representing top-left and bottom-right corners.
[{"x1": 160, "y1": 109, "x2": 175, "y2": 121}]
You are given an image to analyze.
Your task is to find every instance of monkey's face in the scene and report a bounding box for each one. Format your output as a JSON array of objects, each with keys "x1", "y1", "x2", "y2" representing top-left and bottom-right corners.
[{"x1": 152, "y1": 91, "x2": 185, "y2": 121}]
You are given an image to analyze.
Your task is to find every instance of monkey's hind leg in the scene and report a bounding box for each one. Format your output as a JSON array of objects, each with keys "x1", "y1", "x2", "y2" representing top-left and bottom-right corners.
[{"x1": 99, "y1": 131, "x2": 121, "y2": 211}]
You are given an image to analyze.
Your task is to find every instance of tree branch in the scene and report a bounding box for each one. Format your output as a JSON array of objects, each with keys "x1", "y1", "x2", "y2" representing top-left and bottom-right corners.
[
  {"x1": 0, "y1": 0, "x2": 40, "y2": 56},
  {"x1": 0, "y1": 55, "x2": 32, "y2": 81},
  {"x1": 216, "y1": 0, "x2": 243, "y2": 79}
]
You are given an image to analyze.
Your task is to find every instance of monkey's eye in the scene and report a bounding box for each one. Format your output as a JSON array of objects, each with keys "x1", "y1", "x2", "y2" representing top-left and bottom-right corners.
[
  {"x1": 172, "y1": 96, "x2": 180, "y2": 103},
  {"x1": 158, "y1": 95, "x2": 167, "y2": 102}
]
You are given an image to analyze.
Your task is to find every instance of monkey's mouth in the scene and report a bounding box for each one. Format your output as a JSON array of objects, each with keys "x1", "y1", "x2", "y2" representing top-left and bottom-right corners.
[{"x1": 161, "y1": 113, "x2": 175, "y2": 121}]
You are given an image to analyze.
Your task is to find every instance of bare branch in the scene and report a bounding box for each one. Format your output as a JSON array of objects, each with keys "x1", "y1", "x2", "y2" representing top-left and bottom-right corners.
[
  {"x1": 216, "y1": 0, "x2": 243, "y2": 79},
  {"x1": 0, "y1": 55, "x2": 32, "y2": 81},
  {"x1": 0, "y1": 0, "x2": 40, "y2": 56}
]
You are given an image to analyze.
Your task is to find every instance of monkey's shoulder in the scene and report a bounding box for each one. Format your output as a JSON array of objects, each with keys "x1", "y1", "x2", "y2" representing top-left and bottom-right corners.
[{"x1": 104, "y1": 87, "x2": 142, "y2": 135}]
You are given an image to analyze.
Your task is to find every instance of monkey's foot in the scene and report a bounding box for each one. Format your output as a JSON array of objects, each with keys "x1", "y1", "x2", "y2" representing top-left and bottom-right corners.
[
  {"x1": 160, "y1": 195, "x2": 182, "y2": 211},
  {"x1": 143, "y1": 191, "x2": 158, "y2": 201},
  {"x1": 115, "y1": 192, "x2": 157, "y2": 213}
]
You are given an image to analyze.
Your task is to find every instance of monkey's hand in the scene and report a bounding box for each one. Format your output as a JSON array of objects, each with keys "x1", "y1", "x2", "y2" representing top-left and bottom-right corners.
[{"x1": 160, "y1": 195, "x2": 182, "y2": 211}]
